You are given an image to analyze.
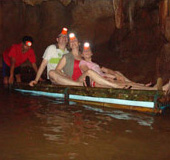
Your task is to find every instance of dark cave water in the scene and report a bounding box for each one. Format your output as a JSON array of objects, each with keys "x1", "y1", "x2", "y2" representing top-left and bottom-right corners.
[{"x1": 0, "y1": 87, "x2": 170, "y2": 160}]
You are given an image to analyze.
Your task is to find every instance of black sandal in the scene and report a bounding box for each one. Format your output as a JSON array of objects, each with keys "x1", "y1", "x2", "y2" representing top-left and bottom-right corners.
[
  {"x1": 123, "y1": 85, "x2": 132, "y2": 89},
  {"x1": 85, "y1": 76, "x2": 91, "y2": 87}
]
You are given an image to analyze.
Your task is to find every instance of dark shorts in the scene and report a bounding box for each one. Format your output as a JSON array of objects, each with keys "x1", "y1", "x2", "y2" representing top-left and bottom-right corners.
[{"x1": 2, "y1": 59, "x2": 21, "y2": 77}]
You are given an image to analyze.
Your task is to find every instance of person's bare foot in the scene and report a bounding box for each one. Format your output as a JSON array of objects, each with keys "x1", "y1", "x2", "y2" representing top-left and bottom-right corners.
[{"x1": 145, "y1": 82, "x2": 154, "y2": 87}]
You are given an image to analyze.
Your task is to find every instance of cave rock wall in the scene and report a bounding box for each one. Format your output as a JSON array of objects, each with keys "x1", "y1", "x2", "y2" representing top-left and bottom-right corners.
[{"x1": 0, "y1": 0, "x2": 169, "y2": 82}]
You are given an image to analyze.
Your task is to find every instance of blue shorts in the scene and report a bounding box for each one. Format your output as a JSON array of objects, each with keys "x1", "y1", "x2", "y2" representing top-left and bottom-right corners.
[{"x1": 2, "y1": 59, "x2": 21, "y2": 77}]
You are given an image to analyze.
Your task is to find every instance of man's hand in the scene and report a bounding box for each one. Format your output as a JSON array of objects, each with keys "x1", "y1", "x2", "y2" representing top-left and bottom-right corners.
[
  {"x1": 9, "y1": 76, "x2": 14, "y2": 84},
  {"x1": 29, "y1": 80, "x2": 38, "y2": 87}
]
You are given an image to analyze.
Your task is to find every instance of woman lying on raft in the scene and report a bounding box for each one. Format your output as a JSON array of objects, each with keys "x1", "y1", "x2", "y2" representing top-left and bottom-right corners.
[
  {"x1": 80, "y1": 42, "x2": 132, "y2": 85},
  {"x1": 79, "y1": 42, "x2": 161, "y2": 90}
]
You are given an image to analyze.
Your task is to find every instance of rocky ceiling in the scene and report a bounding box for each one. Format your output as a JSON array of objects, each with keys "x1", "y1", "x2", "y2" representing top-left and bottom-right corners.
[
  {"x1": 21, "y1": 0, "x2": 163, "y2": 30},
  {"x1": 0, "y1": 0, "x2": 169, "y2": 82},
  {"x1": 22, "y1": 0, "x2": 159, "y2": 6},
  {"x1": 23, "y1": 0, "x2": 81, "y2": 6}
]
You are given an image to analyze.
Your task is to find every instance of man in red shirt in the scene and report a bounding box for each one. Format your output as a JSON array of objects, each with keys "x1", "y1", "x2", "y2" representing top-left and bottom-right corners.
[{"x1": 2, "y1": 36, "x2": 38, "y2": 85}]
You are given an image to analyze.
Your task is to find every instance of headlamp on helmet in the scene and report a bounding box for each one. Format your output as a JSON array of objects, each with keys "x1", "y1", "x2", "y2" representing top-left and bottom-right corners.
[
  {"x1": 25, "y1": 41, "x2": 32, "y2": 47},
  {"x1": 69, "y1": 33, "x2": 76, "y2": 40},
  {"x1": 84, "y1": 42, "x2": 90, "y2": 50}
]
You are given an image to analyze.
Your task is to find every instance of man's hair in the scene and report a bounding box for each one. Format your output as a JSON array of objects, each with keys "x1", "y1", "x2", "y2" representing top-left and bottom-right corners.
[{"x1": 22, "y1": 36, "x2": 33, "y2": 44}]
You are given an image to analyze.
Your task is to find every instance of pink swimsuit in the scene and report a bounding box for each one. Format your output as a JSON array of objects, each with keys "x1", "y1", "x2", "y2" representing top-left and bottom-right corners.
[{"x1": 79, "y1": 60, "x2": 104, "y2": 76}]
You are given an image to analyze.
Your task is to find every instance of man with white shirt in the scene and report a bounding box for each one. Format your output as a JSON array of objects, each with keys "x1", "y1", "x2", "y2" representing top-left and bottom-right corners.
[{"x1": 29, "y1": 28, "x2": 69, "y2": 86}]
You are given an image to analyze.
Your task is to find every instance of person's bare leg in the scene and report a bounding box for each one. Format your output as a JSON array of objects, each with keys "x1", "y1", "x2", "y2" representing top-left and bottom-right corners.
[
  {"x1": 15, "y1": 74, "x2": 21, "y2": 83},
  {"x1": 79, "y1": 70, "x2": 158, "y2": 90},
  {"x1": 78, "y1": 73, "x2": 111, "y2": 88},
  {"x1": 115, "y1": 71, "x2": 154, "y2": 87},
  {"x1": 78, "y1": 70, "x2": 145, "y2": 89},
  {"x1": 85, "y1": 70, "x2": 125, "y2": 88},
  {"x1": 49, "y1": 70, "x2": 83, "y2": 86},
  {"x1": 116, "y1": 81, "x2": 157, "y2": 90},
  {"x1": 111, "y1": 79, "x2": 157, "y2": 90},
  {"x1": 3, "y1": 77, "x2": 9, "y2": 85}
]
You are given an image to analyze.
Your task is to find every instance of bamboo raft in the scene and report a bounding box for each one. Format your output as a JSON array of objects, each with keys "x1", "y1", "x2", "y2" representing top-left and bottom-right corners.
[{"x1": 13, "y1": 83, "x2": 170, "y2": 114}]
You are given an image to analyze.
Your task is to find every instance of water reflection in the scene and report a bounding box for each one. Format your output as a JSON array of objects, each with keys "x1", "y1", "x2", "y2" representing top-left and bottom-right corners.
[
  {"x1": 1, "y1": 89, "x2": 170, "y2": 160},
  {"x1": 15, "y1": 91, "x2": 154, "y2": 127},
  {"x1": 82, "y1": 105, "x2": 154, "y2": 127},
  {"x1": 35, "y1": 104, "x2": 102, "y2": 145},
  {"x1": 33, "y1": 97, "x2": 155, "y2": 149}
]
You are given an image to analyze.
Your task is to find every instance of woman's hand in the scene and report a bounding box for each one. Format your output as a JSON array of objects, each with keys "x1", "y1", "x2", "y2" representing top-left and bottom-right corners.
[{"x1": 29, "y1": 80, "x2": 38, "y2": 87}]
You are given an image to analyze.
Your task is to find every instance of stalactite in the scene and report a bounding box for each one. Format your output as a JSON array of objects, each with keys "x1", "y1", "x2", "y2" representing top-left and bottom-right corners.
[
  {"x1": 23, "y1": 0, "x2": 47, "y2": 6},
  {"x1": 138, "y1": 0, "x2": 145, "y2": 8},
  {"x1": 20, "y1": 2, "x2": 27, "y2": 30},
  {"x1": 74, "y1": 0, "x2": 85, "y2": 5},
  {"x1": 159, "y1": 0, "x2": 168, "y2": 33},
  {"x1": 22, "y1": 0, "x2": 85, "y2": 6},
  {"x1": 73, "y1": 0, "x2": 78, "y2": 5},
  {"x1": 113, "y1": 0, "x2": 124, "y2": 29},
  {"x1": 128, "y1": 0, "x2": 135, "y2": 30},
  {"x1": 59, "y1": 0, "x2": 85, "y2": 5},
  {"x1": 59, "y1": 0, "x2": 71, "y2": 6}
]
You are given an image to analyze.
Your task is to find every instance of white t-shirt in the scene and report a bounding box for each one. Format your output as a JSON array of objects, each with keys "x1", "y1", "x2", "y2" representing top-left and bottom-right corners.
[{"x1": 43, "y1": 44, "x2": 69, "y2": 79}]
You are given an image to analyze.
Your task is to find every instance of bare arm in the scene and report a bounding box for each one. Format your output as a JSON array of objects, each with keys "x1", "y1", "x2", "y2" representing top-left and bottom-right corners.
[
  {"x1": 29, "y1": 59, "x2": 48, "y2": 86},
  {"x1": 9, "y1": 57, "x2": 16, "y2": 84},
  {"x1": 55, "y1": 56, "x2": 67, "y2": 76},
  {"x1": 101, "y1": 66, "x2": 131, "y2": 82},
  {"x1": 101, "y1": 67, "x2": 116, "y2": 74},
  {"x1": 80, "y1": 64, "x2": 89, "y2": 72},
  {"x1": 34, "y1": 59, "x2": 47, "y2": 82},
  {"x1": 100, "y1": 67, "x2": 116, "y2": 79}
]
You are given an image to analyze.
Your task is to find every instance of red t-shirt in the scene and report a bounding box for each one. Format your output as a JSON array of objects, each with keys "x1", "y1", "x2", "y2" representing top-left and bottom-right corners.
[{"x1": 3, "y1": 43, "x2": 36, "y2": 67}]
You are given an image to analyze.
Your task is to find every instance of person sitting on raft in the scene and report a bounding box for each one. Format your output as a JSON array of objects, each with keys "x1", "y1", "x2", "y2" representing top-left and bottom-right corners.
[
  {"x1": 49, "y1": 33, "x2": 170, "y2": 91},
  {"x1": 29, "y1": 27, "x2": 69, "y2": 87},
  {"x1": 49, "y1": 33, "x2": 154, "y2": 89},
  {"x1": 80, "y1": 42, "x2": 132, "y2": 83},
  {"x1": 49, "y1": 33, "x2": 83, "y2": 86},
  {"x1": 49, "y1": 33, "x2": 126, "y2": 88},
  {"x1": 47, "y1": 32, "x2": 170, "y2": 92},
  {"x1": 79, "y1": 42, "x2": 164, "y2": 90}
]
